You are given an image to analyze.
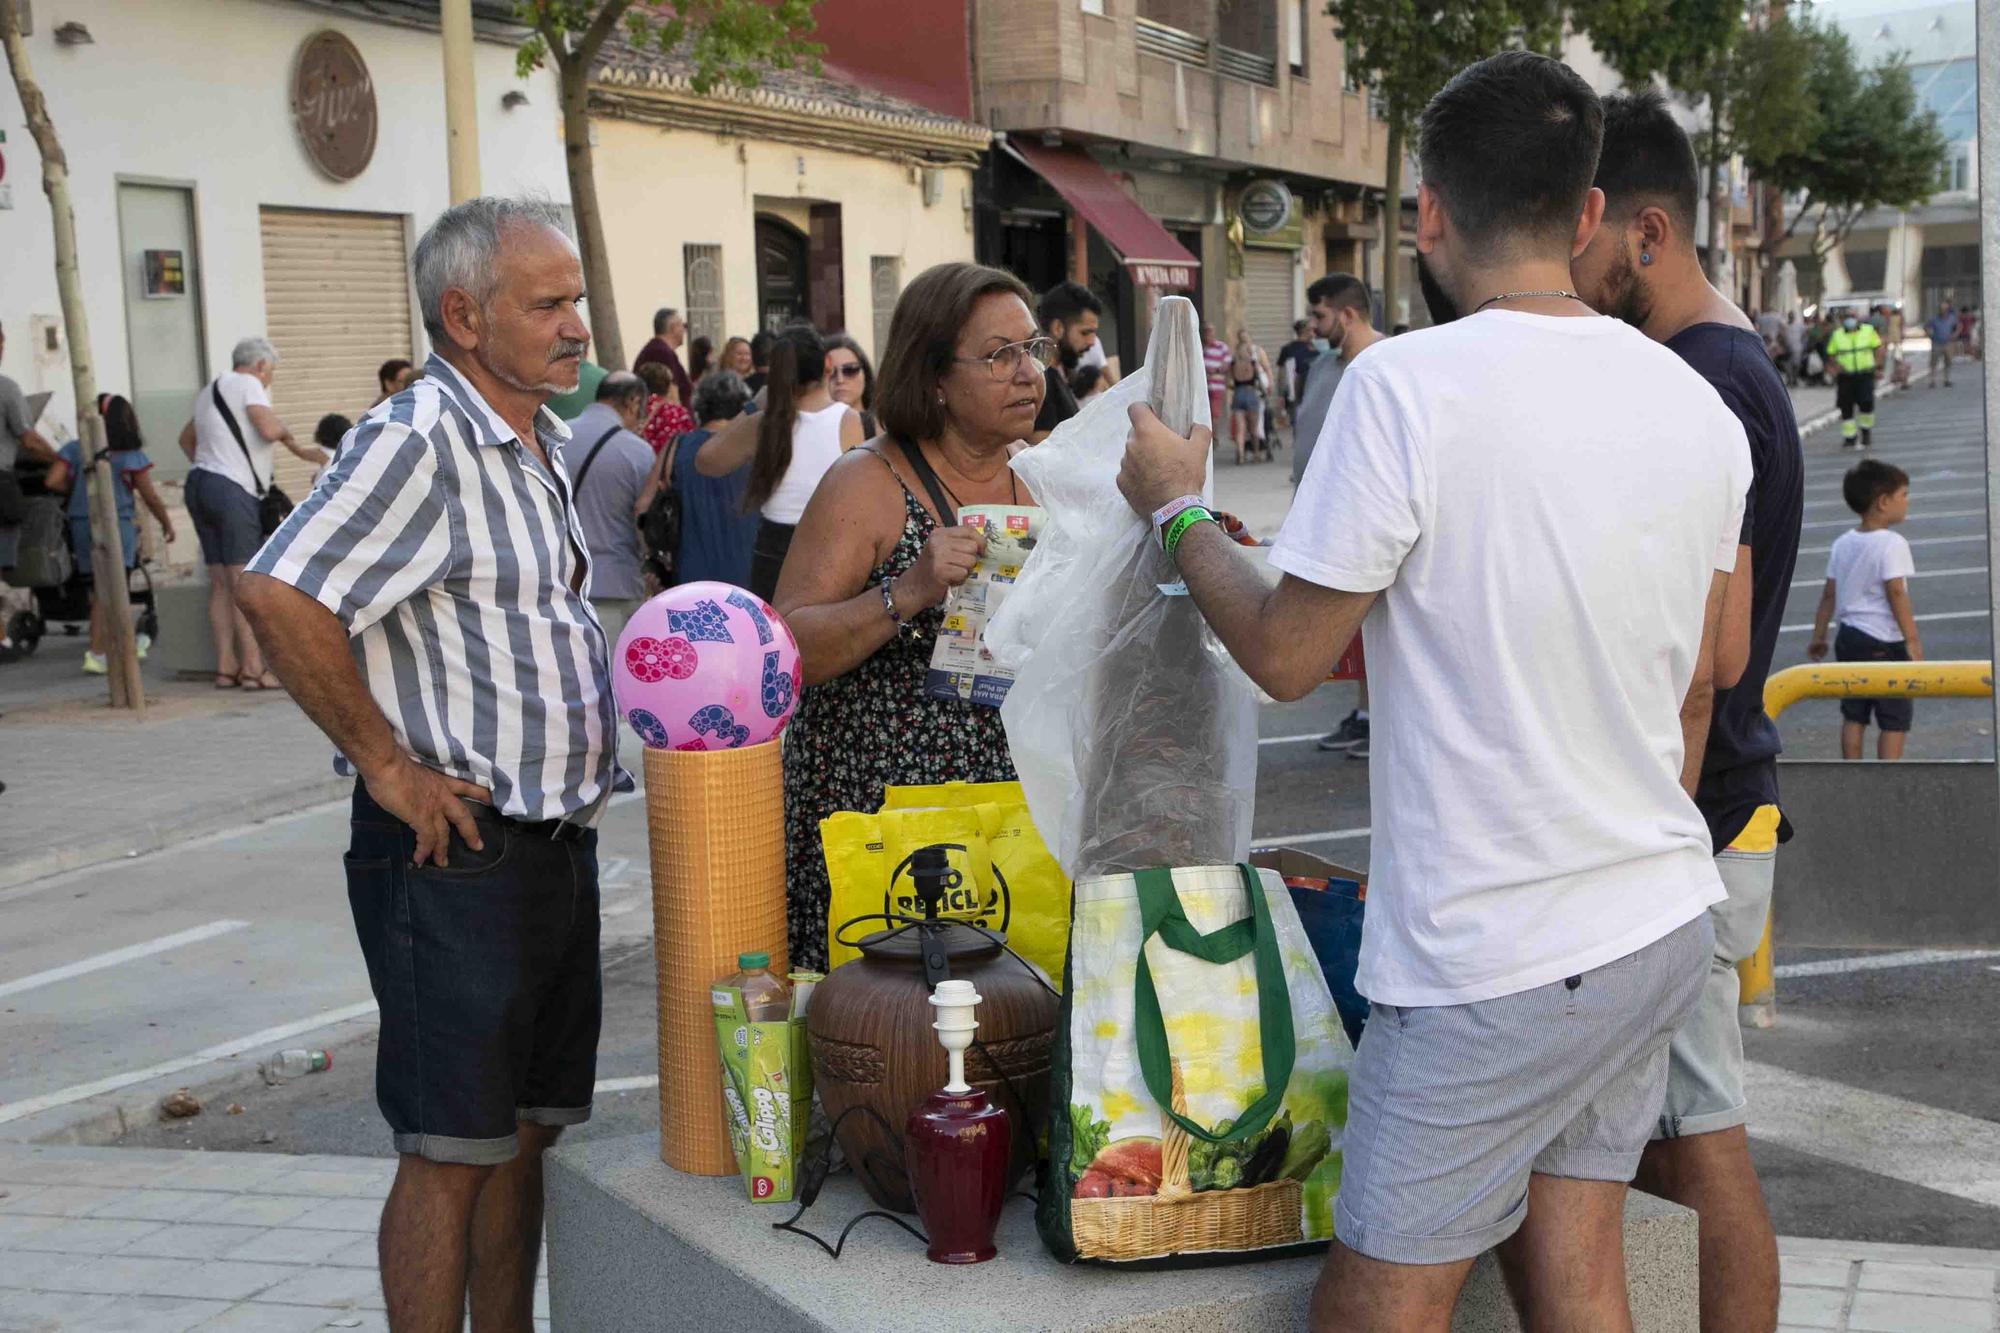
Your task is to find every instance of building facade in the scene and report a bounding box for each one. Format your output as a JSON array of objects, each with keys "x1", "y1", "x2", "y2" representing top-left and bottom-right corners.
[
  {"x1": 586, "y1": 36, "x2": 990, "y2": 364},
  {"x1": 815, "y1": 0, "x2": 1388, "y2": 369},
  {"x1": 1775, "y1": 0, "x2": 1977, "y2": 316},
  {"x1": 0, "y1": 0, "x2": 569, "y2": 533}
]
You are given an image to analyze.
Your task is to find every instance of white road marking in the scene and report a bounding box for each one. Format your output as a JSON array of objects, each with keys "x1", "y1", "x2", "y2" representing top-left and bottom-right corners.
[
  {"x1": 1801, "y1": 506, "x2": 1985, "y2": 531},
  {"x1": 1258, "y1": 732, "x2": 1334, "y2": 747},
  {"x1": 594, "y1": 1075, "x2": 659, "y2": 1094},
  {"x1": 1789, "y1": 565, "x2": 1987, "y2": 590},
  {"x1": 0, "y1": 1000, "x2": 381, "y2": 1125},
  {"x1": 0, "y1": 921, "x2": 252, "y2": 1000},
  {"x1": 1797, "y1": 532, "x2": 1986, "y2": 557},
  {"x1": 1772, "y1": 948, "x2": 2000, "y2": 978},
  {"x1": 1802, "y1": 485, "x2": 1985, "y2": 511},
  {"x1": 1253, "y1": 827, "x2": 1373, "y2": 847},
  {"x1": 1779, "y1": 608, "x2": 1987, "y2": 634},
  {"x1": 1745, "y1": 1061, "x2": 2000, "y2": 1209},
  {"x1": 599, "y1": 856, "x2": 632, "y2": 887}
]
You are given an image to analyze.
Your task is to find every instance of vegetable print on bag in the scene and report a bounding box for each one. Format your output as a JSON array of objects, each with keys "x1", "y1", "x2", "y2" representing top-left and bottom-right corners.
[{"x1": 1039, "y1": 864, "x2": 1353, "y2": 1263}]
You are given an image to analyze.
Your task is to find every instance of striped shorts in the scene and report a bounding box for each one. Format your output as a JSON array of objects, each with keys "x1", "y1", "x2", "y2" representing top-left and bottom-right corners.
[{"x1": 1335, "y1": 913, "x2": 1712, "y2": 1265}]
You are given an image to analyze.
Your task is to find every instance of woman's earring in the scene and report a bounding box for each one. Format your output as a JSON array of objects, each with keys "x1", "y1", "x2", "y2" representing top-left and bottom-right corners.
[{"x1": 1640, "y1": 250, "x2": 1653, "y2": 267}]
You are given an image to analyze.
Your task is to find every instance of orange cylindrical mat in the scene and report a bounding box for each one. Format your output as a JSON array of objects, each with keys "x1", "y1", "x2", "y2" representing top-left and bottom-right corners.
[{"x1": 645, "y1": 741, "x2": 789, "y2": 1175}]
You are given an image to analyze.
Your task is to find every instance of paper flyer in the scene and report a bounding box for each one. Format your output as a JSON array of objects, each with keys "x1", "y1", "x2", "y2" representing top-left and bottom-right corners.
[{"x1": 924, "y1": 504, "x2": 1044, "y2": 708}]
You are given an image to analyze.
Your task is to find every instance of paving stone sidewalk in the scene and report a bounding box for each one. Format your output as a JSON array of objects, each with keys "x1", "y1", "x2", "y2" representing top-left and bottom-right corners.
[
  {"x1": 0, "y1": 1145, "x2": 547, "y2": 1332},
  {"x1": 3, "y1": 1143, "x2": 1993, "y2": 1332}
]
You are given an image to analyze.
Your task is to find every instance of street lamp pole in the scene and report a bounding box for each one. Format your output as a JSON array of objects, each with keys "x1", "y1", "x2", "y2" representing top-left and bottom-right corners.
[{"x1": 441, "y1": 0, "x2": 481, "y2": 203}]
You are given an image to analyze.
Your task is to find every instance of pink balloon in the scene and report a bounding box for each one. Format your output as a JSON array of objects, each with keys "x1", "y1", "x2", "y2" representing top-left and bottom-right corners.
[{"x1": 611, "y1": 582, "x2": 801, "y2": 750}]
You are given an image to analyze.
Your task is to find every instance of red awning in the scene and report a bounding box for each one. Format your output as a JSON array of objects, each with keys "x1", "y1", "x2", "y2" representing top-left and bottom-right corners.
[{"x1": 1005, "y1": 137, "x2": 1200, "y2": 287}]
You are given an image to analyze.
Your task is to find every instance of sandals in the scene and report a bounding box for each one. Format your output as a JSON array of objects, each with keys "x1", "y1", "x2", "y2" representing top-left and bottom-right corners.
[
  {"x1": 239, "y1": 671, "x2": 282, "y2": 692},
  {"x1": 214, "y1": 672, "x2": 241, "y2": 689}
]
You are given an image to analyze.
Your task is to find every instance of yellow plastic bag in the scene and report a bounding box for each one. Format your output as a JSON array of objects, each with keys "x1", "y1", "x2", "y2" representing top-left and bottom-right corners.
[{"x1": 820, "y1": 782, "x2": 1071, "y2": 984}]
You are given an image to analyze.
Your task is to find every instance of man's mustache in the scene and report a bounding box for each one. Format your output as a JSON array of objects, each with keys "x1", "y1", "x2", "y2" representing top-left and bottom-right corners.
[{"x1": 548, "y1": 339, "x2": 588, "y2": 363}]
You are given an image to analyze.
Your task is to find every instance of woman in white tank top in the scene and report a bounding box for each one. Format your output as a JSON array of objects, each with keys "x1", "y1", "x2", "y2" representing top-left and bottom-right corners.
[{"x1": 739, "y1": 323, "x2": 864, "y2": 599}]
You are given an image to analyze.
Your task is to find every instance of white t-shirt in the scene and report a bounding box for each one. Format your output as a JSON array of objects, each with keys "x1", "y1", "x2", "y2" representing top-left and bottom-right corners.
[
  {"x1": 1272, "y1": 310, "x2": 1751, "y2": 1007},
  {"x1": 761, "y1": 401, "x2": 851, "y2": 525},
  {"x1": 191, "y1": 370, "x2": 276, "y2": 498},
  {"x1": 1827, "y1": 528, "x2": 1915, "y2": 642}
]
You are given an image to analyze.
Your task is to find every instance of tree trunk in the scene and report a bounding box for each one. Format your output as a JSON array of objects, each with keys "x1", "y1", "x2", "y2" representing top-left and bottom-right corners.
[
  {"x1": 1707, "y1": 104, "x2": 1730, "y2": 287},
  {"x1": 561, "y1": 59, "x2": 624, "y2": 370},
  {"x1": 1379, "y1": 121, "x2": 1402, "y2": 331},
  {"x1": 1, "y1": 0, "x2": 142, "y2": 712}
]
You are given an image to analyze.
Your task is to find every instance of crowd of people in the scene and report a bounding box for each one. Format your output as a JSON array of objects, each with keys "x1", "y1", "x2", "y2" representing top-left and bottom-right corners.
[{"x1": 0, "y1": 40, "x2": 1970, "y2": 1333}]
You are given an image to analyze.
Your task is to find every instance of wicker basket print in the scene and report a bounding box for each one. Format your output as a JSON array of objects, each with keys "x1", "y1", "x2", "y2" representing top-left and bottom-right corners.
[
  {"x1": 1071, "y1": 1062, "x2": 1305, "y2": 1259},
  {"x1": 1040, "y1": 865, "x2": 1353, "y2": 1265}
]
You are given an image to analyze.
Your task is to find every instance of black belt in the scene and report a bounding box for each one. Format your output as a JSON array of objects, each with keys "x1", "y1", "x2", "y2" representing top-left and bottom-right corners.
[{"x1": 469, "y1": 801, "x2": 593, "y2": 843}]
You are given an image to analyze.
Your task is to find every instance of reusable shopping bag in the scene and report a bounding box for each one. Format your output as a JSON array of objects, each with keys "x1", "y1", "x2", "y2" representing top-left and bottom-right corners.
[{"x1": 1039, "y1": 863, "x2": 1352, "y2": 1264}]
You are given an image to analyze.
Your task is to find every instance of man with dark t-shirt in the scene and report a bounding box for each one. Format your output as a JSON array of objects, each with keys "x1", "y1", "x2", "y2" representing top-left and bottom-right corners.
[
  {"x1": 1575, "y1": 90, "x2": 1801, "y2": 1333},
  {"x1": 1029, "y1": 281, "x2": 1101, "y2": 441}
]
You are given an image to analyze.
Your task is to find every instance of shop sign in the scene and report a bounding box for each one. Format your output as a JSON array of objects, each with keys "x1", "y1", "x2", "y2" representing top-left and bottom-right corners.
[
  {"x1": 1238, "y1": 179, "x2": 1301, "y2": 248},
  {"x1": 291, "y1": 31, "x2": 377, "y2": 182},
  {"x1": 1128, "y1": 261, "x2": 1197, "y2": 290}
]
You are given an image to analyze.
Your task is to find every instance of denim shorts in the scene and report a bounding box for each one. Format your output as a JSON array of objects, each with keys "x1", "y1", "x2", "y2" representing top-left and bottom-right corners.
[
  {"x1": 1335, "y1": 914, "x2": 1711, "y2": 1265},
  {"x1": 184, "y1": 468, "x2": 264, "y2": 567},
  {"x1": 1656, "y1": 810, "x2": 1778, "y2": 1140},
  {"x1": 344, "y1": 780, "x2": 602, "y2": 1165},
  {"x1": 1834, "y1": 624, "x2": 1914, "y2": 731}
]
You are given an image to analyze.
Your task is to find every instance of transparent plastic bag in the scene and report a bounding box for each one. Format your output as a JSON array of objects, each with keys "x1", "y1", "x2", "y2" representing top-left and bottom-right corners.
[{"x1": 985, "y1": 296, "x2": 1258, "y2": 880}]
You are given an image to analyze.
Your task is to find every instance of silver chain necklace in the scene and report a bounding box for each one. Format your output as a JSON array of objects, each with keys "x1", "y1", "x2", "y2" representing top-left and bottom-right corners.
[{"x1": 1474, "y1": 289, "x2": 1583, "y2": 314}]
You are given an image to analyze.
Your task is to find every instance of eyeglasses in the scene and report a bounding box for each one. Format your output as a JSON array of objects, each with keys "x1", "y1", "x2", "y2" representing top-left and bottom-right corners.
[
  {"x1": 828, "y1": 362, "x2": 866, "y2": 381},
  {"x1": 954, "y1": 336, "x2": 1058, "y2": 381}
]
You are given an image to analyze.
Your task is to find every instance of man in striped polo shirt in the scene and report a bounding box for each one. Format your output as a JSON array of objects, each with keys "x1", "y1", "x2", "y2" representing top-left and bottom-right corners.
[{"x1": 238, "y1": 196, "x2": 617, "y2": 1331}]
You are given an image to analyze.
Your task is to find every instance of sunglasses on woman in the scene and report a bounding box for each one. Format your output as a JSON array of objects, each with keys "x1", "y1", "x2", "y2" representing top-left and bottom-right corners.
[{"x1": 828, "y1": 362, "x2": 866, "y2": 381}]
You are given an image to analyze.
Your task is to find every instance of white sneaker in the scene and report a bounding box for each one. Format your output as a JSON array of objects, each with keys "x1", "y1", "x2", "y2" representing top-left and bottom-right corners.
[
  {"x1": 135, "y1": 633, "x2": 151, "y2": 661},
  {"x1": 82, "y1": 651, "x2": 108, "y2": 676}
]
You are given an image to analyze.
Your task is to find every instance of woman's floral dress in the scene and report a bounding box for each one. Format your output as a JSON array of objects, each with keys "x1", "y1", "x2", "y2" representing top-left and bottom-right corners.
[{"x1": 780, "y1": 461, "x2": 1017, "y2": 970}]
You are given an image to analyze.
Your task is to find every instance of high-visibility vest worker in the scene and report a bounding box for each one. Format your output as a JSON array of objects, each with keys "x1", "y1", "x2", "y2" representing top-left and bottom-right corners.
[
  {"x1": 1825, "y1": 322, "x2": 1881, "y2": 375},
  {"x1": 1826, "y1": 319, "x2": 1882, "y2": 447}
]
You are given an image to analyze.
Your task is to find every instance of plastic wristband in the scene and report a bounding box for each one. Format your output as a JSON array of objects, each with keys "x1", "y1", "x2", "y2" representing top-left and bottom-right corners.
[
  {"x1": 880, "y1": 577, "x2": 906, "y2": 628},
  {"x1": 1160, "y1": 506, "x2": 1216, "y2": 561},
  {"x1": 1151, "y1": 493, "x2": 1207, "y2": 531}
]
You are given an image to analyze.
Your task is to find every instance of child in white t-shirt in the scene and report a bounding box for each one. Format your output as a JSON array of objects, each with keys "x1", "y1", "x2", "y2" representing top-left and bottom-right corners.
[{"x1": 1809, "y1": 459, "x2": 1920, "y2": 759}]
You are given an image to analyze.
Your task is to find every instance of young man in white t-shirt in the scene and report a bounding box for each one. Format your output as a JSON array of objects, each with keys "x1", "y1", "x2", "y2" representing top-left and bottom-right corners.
[
  {"x1": 1808, "y1": 460, "x2": 1920, "y2": 760},
  {"x1": 1118, "y1": 52, "x2": 1749, "y2": 1330}
]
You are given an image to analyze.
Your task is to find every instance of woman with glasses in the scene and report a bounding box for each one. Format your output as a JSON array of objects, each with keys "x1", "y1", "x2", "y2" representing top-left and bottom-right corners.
[
  {"x1": 697, "y1": 321, "x2": 863, "y2": 600},
  {"x1": 823, "y1": 333, "x2": 878, "y2": 439},
  {"x1": 766, "y1": 262, "x2": 1048, "y2": 969}
]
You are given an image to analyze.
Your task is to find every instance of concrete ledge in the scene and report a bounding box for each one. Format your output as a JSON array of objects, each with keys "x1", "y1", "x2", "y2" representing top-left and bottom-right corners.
[{"x1": 546, "y1": 1132, "x2": 1697, "y2": 1332}]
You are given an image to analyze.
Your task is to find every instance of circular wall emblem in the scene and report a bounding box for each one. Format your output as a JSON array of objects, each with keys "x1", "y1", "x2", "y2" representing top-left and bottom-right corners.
[
  {"x1": 291, "y1": 31, "x2": 377, "y2": 182},
  {"x1": 1238, "y1": 179, "x2": 1295, "y2": 235}
]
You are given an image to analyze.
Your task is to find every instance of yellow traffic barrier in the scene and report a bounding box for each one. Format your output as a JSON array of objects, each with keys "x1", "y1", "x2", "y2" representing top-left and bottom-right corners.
[{"x1": 1736, "y1": 661, "x2": 1995, "y2": 1026}]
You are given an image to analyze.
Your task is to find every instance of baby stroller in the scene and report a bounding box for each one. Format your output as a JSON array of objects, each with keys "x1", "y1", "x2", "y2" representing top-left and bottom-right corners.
[{"x1": 2, "y1": 458, "x2": 159, "y2": 658}]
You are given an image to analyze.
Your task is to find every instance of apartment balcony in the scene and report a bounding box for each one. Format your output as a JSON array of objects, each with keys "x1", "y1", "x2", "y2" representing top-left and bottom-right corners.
[{"x1": 974, "y1": 0, "x2": 1384, "y2": 189}]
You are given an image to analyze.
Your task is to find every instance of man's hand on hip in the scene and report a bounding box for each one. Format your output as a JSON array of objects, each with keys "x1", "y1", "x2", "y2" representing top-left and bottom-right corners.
[
  {"x1": 1119, "y1": 404, "x2": 1213, "y2": 518},
  {"x1": 363, "y1": 755, "x2": 494, "y2": 868}
]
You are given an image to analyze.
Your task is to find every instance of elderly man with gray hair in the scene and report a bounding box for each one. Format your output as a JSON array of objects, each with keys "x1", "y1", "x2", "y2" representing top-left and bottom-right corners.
[
  {"x1": 237, "y1": 197, "x2": 618, "y2": 1332},
  {"x1": 180, "y1": 334, "x2": 323, "y2": 688}
]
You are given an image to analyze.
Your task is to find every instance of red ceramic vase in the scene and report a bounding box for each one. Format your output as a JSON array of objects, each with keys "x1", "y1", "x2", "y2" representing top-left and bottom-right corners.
[{"x1": 904, "y1": 1087, "x2": 1011, "y2": 1264}]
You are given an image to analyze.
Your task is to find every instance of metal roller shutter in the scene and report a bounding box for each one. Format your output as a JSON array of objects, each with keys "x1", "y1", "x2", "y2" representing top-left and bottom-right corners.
[
  {"x1": 1241, "y1": 247, "x2": 1296, "y2": 360},
  {"x1": 259, "y1": 208, "x2": 413, "y2": 497}
]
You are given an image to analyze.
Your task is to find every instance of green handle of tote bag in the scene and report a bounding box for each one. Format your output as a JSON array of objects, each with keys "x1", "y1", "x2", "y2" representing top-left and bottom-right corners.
[{"x1": 1131, "y1": 864, "x2": 1296, "y2": 1145}]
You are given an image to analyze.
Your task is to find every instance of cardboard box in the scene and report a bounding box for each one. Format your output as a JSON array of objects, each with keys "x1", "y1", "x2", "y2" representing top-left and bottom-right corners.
[{"x1": 1249, "y1": 848, "x2": 1367, "y2": 891}]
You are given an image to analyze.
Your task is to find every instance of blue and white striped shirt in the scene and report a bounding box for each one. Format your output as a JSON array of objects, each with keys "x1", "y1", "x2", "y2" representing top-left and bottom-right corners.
[{"x1": 248, "y1": 354, "x2": 625, "y2": 824}]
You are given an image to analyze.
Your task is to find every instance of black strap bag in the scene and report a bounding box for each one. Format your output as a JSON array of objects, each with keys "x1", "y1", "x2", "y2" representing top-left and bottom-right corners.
[{"x1": 210, "y1": 381, "x2": 294, "y2": 537}]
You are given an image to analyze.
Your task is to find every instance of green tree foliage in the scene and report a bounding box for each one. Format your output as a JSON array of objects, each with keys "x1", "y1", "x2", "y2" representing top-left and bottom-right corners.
[
  {"x1": 514, "y1": 1, "x2": 820, "y2": 366},
  {"x1": 1325, "y1": 0, "x2": 1735, "y2": 323},
  {"x1": 1758, "y1": 21, "x2": 1949, "y2": 263}
]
